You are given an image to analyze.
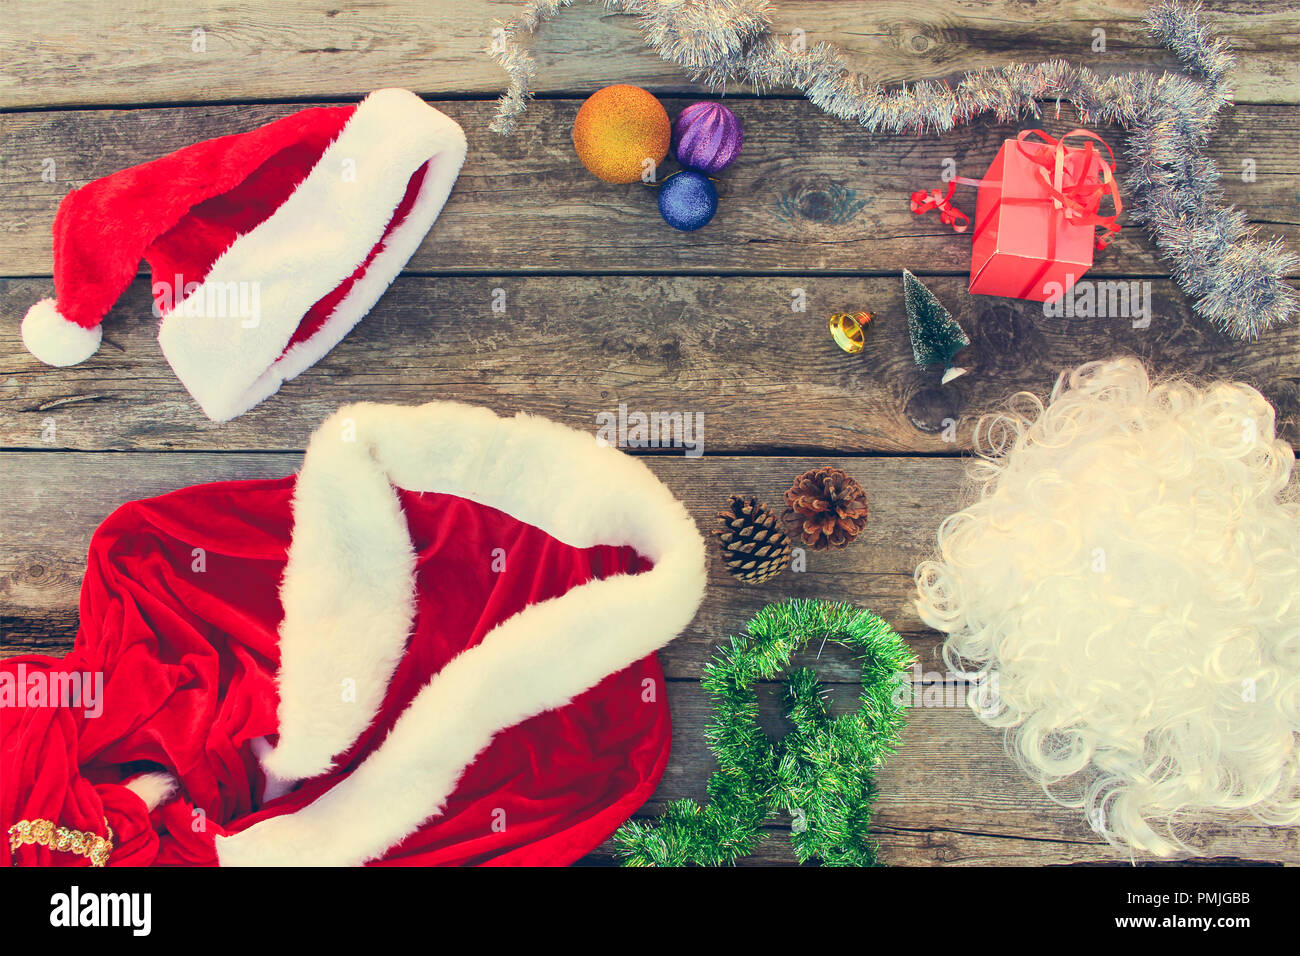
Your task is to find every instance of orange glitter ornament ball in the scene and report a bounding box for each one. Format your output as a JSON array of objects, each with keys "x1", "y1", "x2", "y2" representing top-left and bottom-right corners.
[{"x1": 572, "y1": 85, "x2": 670, "y2": 184}]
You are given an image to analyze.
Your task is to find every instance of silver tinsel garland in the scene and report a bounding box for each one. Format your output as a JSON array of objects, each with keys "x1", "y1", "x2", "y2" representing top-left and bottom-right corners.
[{"x1": 488, "y1": 0, "x2": 1295, "y2": 340}]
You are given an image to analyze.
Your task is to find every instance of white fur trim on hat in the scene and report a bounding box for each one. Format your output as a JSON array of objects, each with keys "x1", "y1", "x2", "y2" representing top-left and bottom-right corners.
[
  {"x1": 21, "y1": 298, "x2": 102, "y2": 366},
  {"x1": 157, "y1": 89, "x2": 467, "y2": 423}
]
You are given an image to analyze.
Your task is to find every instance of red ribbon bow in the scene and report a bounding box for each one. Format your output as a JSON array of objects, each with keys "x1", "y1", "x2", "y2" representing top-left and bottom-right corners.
[
  {"x1": 909, "y1": 181, "x2": 970, "y2": 233},
  {"x1": 1014, "y1": 129, "x2": 1122, "y2": 250},
  {"x1": 910, "y1": 129, "x2": 1122, "y2": 251}
]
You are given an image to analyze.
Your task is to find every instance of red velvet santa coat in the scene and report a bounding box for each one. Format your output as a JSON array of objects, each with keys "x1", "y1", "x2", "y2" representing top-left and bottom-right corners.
[{"x1": 1, "y1": 403, "x2": 707, "y2": 866}]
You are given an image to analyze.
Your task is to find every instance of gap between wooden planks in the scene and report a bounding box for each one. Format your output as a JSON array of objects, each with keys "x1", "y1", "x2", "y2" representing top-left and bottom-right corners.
[
  {"x1": 2, "y1": 276, "x2": 1297, "y2": 455},
  {"x1": 587, "y1": 683, "x2": 1300, "y2": 865},
  {"x1": 1, "y1": 452, "x2": 956, "y2": 676},
  {"x1": 3, "y1": 0, "x2": 1299, "y2": 866},
  {"x1": 4, "y1": 449, "x2": 1297, "y2": 865},
  {"x1": 1, "y1": 99, "x2": 1297, "y2": 277}
]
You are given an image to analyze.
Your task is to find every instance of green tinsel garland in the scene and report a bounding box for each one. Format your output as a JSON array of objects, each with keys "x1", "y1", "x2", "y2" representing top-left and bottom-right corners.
[{"x1": 614, "y1": 599, "x2": 915, "y2": 866}]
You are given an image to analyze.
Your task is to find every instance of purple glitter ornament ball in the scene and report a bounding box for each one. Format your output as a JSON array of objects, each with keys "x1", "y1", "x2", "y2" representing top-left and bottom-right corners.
[{"x1": 672, "y1": 102, "x2": 744, "y2": 175}]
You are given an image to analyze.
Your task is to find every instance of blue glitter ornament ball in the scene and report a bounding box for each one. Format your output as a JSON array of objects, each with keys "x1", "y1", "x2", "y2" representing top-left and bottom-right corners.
[{"x1": 658, "y1": 170, "x2": 717, "y2": 231}]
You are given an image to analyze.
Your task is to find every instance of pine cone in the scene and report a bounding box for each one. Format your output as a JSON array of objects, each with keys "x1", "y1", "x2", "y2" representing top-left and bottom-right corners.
[
  {"x1": 713, "y1": 495, "x2": 791, "y2": 584},
  {"x1": 781, "y1": 466, "x2": 868, "y2": 550}
]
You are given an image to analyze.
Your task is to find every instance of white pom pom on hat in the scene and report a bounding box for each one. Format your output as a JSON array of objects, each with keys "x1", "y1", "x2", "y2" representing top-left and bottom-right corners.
[{"x1": 21, "y1": 298, "x2": 103, "y2": 366}]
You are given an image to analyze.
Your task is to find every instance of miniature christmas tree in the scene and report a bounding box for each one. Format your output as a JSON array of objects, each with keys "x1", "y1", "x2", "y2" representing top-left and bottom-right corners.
[{"x1": 903, "y1": 269, "x2": 970, "y2": 383}]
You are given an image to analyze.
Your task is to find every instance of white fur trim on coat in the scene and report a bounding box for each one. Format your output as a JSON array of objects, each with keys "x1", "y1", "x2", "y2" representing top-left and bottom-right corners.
[
  {"x1": 215, "y1": 402, "x2": 707, "y2": 866},
  {"x1": 123, "y1": 771, "x2": 179, "y2": 812},
  {"x1": 157, "y1": 89, "x2": 467, "y2": 423}
]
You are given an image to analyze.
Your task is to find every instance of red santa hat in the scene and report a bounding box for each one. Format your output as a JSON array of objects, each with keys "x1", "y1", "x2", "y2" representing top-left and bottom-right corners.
[{"x1": 20, "y1": 89, "x2": 467, "y2": 422}]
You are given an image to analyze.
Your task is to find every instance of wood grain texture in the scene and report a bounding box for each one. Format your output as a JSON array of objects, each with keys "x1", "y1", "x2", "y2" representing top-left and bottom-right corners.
[
  {"x1": 588, "y1": 683, "x2": 1300, "y2": 865},
  {"x1": 2, "y1": 99, "x2": 1297, "y2": 278},
  {"x1": 2, "y1": 1, "x2": 1297, "y2": 109},
  {"x1": 4, "y1": 0, "x2": 1299, "y2": 868},
  {"x1": 2, "y1": 276, "x2": 1296, "y2": 454},
  {"x1": 4, "y1": 451, "x2": 1296, "y2": 865},
  {"x1": 0, "y1": 452, "x2": 959, "y2": 678}
]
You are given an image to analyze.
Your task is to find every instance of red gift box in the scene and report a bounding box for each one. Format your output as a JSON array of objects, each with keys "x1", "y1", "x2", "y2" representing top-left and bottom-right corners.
[{"x1": 911, "y1": 129, "x2": 1121, "y2": 303}]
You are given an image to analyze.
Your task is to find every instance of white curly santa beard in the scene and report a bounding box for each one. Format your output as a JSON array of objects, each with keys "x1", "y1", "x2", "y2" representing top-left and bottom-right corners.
[{"x1": 914, "y1": 357, "x2": 1300, "y2": 857}]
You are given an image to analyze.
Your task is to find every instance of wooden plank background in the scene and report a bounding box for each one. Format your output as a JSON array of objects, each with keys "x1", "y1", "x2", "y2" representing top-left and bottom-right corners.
[
  {"x1": 2, "y1": 0, "x2": 1299, "y2": 865},
  {"x1": 4, "y1": 0, "x2": 1299, "y2": 105}
]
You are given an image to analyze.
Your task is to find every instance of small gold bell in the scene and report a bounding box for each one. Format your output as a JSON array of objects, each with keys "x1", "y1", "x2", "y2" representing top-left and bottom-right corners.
[{"x1": 829, "y1": 311, "x2": 875, "y2": 354}]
